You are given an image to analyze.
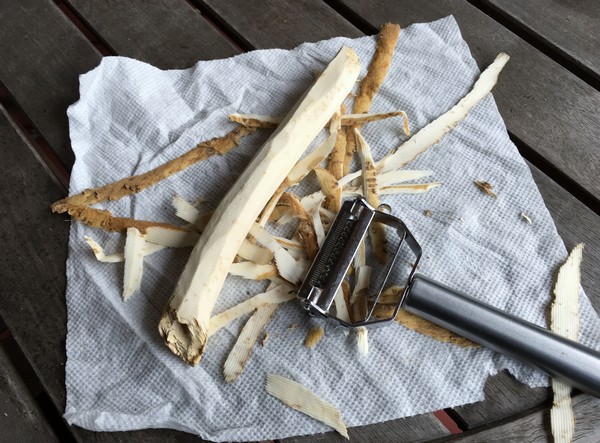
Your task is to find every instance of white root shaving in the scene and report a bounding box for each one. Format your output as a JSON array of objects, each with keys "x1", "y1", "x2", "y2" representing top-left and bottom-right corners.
[
  {"x1": 223, "y1": 303, "x2": 279, "y2": 383},
  {"x1": 208, "y1": 285, "x2": 295, "y2": 336},
  {"x1": 334, "y1": 285, "x2": 351, "y2": 323},
  {"x1": 379, "y1": 183, "x2": 442, "y2": 194},
  {"x1": 550, "y1": 243, "x2": 584, "y2": 443},
  {"x1": 351, "y1": 247, "x2": 372, "y2": 355},
  {"x1": 312, "y1": 200, "x2": 326, "y2": 247},
  {"x1": 145, "y1": 227, "x2": 199, "y2": 247},
  {"x1": 249, "y1": 223, "x2": 305, "y2": 284},
  {"x1": 84, "y1": 236, "x2": 166, "y2": 263},
  {"x1": 378, "y1": 53, "x2": 510, "y2": 173},
  {"x1": 172, "y1": 195, "x2": 209, "y2": 230},
  {"x1": 377, "y1": 170, "x2": 433, "y2": 187},
  {"x1": 229, "y1": 262, "x2": 279, "y2": 281},
  {"x1": 84, "y1": 236, "x2": 124, "y2": 263},
  {"x1": 237, "y1": 241, "x2": 274, "y2": 265},
  {"x1": 266, "y1": 374, "x2": 349, "y2": 439},
  {"x1": 123, "y1": 227, "x2": 146, "y2": 300}
]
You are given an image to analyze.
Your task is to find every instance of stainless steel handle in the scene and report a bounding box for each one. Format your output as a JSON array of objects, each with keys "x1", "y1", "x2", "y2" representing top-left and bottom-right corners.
[{"x1": 404, "y1": 274, "x2": 600, "y2": 398}]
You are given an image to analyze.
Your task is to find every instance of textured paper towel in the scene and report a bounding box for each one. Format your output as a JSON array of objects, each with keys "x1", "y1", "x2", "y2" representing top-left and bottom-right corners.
[{"x1": 63, "y1": 16, "x2": 600, "y2": 441}]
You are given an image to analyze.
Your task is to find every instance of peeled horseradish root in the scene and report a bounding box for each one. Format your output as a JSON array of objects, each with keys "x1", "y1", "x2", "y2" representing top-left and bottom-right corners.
[{"x1": 158, "y1": 46, "x2": 361, "y2": 366}]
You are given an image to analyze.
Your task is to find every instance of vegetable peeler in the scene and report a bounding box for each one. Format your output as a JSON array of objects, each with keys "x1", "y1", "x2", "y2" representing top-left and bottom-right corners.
[{"x1": 297, "y1": 197, "x2": 600, "y2": 398}]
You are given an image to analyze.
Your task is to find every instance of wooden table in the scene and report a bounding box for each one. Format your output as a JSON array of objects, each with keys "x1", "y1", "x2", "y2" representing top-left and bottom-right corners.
[{"x1": 1, "y1": 1, "x2": 599, "y2": 441}]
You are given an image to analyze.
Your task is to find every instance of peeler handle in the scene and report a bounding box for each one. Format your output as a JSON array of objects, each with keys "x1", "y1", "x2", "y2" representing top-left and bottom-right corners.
[{"x1": 404, "y1": 274, "x2": 600, "y2": 398}]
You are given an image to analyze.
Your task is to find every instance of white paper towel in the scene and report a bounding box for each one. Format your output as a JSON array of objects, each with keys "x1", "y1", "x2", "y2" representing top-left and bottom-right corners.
[{"x1": 63, "y1": 16, "x2": 600, "y2": 441}]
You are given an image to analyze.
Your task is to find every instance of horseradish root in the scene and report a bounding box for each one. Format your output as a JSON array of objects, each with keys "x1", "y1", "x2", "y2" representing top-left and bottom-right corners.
[{"x1": 159, "y1": 47, "x2": 360, "y2": 365}]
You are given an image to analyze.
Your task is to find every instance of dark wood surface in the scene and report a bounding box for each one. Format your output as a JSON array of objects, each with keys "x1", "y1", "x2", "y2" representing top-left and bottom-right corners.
[
  {"x1": 0, "y1": 344, "x2": 59, "y2": 443},
  {"x1": 481, "y1": 0, "x2": 600, "y2": 83},
  {"x1": 0, "y1": 0, "x2": 599, "y2": 442}
]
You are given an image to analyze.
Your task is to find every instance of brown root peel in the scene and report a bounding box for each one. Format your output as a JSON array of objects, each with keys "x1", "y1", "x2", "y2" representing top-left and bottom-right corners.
[
  {"x1": 344, "y1": 23, "x2": 401, "y2": 175},
  {"x1": 51, "y1": 126, "x2": 255, "y2": 210}
]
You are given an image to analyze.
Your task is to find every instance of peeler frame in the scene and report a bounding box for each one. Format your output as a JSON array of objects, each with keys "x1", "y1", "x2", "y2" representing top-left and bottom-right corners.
[{"x1": 296, "y1": 198, "x2": 422, "y2": 327}]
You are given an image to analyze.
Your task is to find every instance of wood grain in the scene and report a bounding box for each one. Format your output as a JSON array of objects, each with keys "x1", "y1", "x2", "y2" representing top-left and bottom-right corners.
[
  {"x1": 446, "y1": 394, "x2": 600, "y2": 442},
  {"x1": 199, "y1": 0, "x2": 362, "y2": 49},
  {"x1": 0, "y1": 345, "x2": 59, "y2": 443},
  {"x1": 481, "y1": 0, "x2": 600, "y2": 82},
  {"x1": 67, "y1": 0, "x2": 239, "y2": 69},
  {"x1": 0, "y1": 0, "x2": 102, "y2": 166},
  {"x1": 281, "y1": 414, "x2": 450, "y2": 442},
  {"x1": 338, "y1": 0, "x2": 600, "y2": 207}
]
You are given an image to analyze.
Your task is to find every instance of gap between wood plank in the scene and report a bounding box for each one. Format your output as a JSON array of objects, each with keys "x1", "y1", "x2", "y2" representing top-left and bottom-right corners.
[
  {"x1": 466, "y1": 0, "x2": 600, "y2": 92},
  {"x1": 510, "y1": 132, "x2": 600, "y2": 218},
  {"x1": 435, "y1": 410, "x2": 465, "y2": 434},
  {"x1": 430, "y1": 393, "x2": 557, "y2": 442},
  {"x1": 185, "y1": 0, "x2": 250, "y2": 52},
  {"x1": 322, "y1": 0, "x2": 378, "y2": 34},
  {"x1": 53, "y1": 0, "x2": 115, "y2": 56},
  {"x1": 0, "y1": 82, "x2": 69, "y2": 190},
  {"x1": 191, "y1": 0, "x2": 260, "y2": 51},
  {"x1": 1, "y1": 337, "x2": 78, "y2": 443}
]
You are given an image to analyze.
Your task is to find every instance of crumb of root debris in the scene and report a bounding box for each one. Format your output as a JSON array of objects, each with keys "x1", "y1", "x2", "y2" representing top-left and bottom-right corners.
[
  {"x1": 520, "y1": 212, "x2": 532, "y2": 224},
  {"x1": 474, "y1": 180, "x2": 497, "y2": 198},
  {"x1": 288, "y1": 323, "x2": 299, "y2": 331},
  {"x1": 304, "y1": 326, "x2": 325, "y2": 349},
  {"x1": 424, "y1": 210, "x2": 432, "y2": 217},
  {"x1": 261, "y1": 333, "x2": 269, "y2": 347}
]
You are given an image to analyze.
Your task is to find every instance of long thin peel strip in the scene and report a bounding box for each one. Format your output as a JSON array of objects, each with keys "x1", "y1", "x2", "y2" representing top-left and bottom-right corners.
[
  {"x1": 84, "y1": 236, "x2": 166, "y2": 263},
  {"x1": 312, "y1": 200, "x2": 326, "y2": 247},
  {"x1": 378, "y1": 53, "x2": 510, "y2": 173},
  {"x1": 344, "y1": 23, "x2": 401, "y2": 176},
  {"x1": 377, "y1": 170, "x2": 433, "y2": 186},
  {"x1": 229, "y1": 262, "x2": 279, "y2": 281},
  {"x1": 223, "y1": 303, "x2": 279, "y2": 383},
  {"x1": 355, "y1": 128, "x2": 386, "y2": 264},
  {"x1": 145, "y1": 226, "x2": 199, "y2": 247},
  {"x1": 550, "y1": 243, "x2": 584, "y2": 443},
  {"x1": 208, "y1": 285, "x2": 294, "y2": 336},
  {"x1": 123, "y1": 227, "x2": 146, "y2": 300},
  {"x1": 266, "y1": 374, "x2": 349, "y2": 439},
  {"x1": 51, "y1": 126, "x2": 256, "y2": 210}
]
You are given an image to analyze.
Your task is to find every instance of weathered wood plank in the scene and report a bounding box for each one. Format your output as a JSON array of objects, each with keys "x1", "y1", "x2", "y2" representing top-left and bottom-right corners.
[
  {"x1": 281, "y1": 414, "x2": 450, "y2": 443},
  {"x1": 198, "y1": 0, "x2": 362, "y2": 49},
  {"x1": 481, "y1": 0, "x2": 600, "y2": 82},
  {"x1": 338, "y1": 0, "x2": 600, "y2": 208},
  {"x1": 0, "y1": 0, "x2": 102, "y2": 167},
  {"x1": 451, "y1": 371, "x2": 549, "y2": 429},
  {"x1": 0, "y1": 105, "x2": 210, "y2": 442},
  {"x1": 446, "y1": 394, "x2": 600, "y2": 442},
  {"x1": 0, "y1": 344, "x2": 59, "y2": 443},
  {"x1": 66, "y1": 0, "x2": 239, "y2": 69}
]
